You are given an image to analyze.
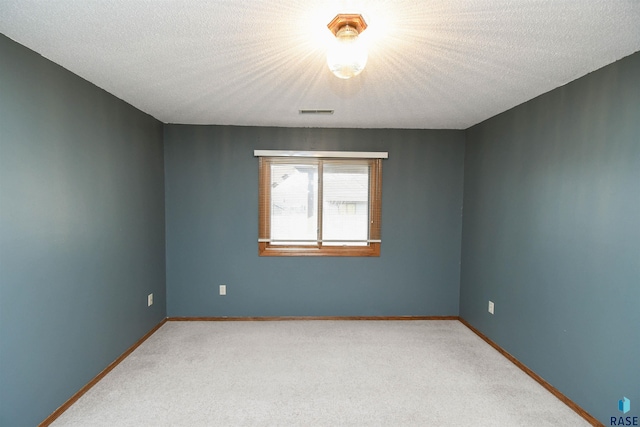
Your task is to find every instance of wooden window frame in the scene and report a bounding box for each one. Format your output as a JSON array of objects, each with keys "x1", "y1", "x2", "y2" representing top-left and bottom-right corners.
[{"x1": 258, "y1": 155, "x2": 383, "y2": 257}]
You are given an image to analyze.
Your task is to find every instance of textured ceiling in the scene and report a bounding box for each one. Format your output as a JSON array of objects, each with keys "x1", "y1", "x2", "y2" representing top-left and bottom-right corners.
[{"x1": 1, "y1": 0, "x2": 639, "y2": 129}]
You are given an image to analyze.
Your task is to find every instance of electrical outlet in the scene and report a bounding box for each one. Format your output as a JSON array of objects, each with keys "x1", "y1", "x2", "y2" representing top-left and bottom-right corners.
[
  {"x1": 488, "y1": 300, "x2": 494, "y2": 315},
  {"x1": 219, "y1": 285, "x2": 226, "y2": 296},
  {"x1": 147, "y1": 293, "x2": 153, "y2": 307}
]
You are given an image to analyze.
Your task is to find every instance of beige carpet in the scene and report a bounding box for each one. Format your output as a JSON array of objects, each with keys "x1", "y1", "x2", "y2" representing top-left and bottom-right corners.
[{"x1": 51, "y1": 320, "x2": 589, "y2": 426}]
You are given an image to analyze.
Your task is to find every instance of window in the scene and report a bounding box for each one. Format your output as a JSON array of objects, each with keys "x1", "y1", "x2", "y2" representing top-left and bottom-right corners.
[{"x1": 255, "y1": 151, "x2": 386, "y2": 257}]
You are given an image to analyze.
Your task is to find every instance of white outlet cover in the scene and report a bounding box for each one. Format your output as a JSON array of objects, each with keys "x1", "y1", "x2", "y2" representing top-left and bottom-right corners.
[
  {"x1": 488, "y1": 301, "x2": 494, "y2": 314},
  {"x1": 148, "y1": 293, "x2": 153, "y2": 306},
  {"x1": 220, "y1": 285, "x2": 226, "y2": 296}
]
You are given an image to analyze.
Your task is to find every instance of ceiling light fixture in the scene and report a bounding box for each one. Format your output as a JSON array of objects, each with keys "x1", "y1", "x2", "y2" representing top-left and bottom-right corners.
[{"x1": 326, "y1": 14, "x2": 368, "y2": 79}]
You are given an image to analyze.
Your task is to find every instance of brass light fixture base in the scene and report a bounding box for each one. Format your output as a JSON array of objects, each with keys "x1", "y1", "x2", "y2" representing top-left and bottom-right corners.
[{"x1": 327, "y1": 14, "x2": 367, "y2": 36}]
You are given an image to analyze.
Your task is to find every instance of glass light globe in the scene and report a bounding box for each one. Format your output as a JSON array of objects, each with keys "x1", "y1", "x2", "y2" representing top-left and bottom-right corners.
[{"x1": 327, "y1": 25, "x2": 368, "y2": 79}]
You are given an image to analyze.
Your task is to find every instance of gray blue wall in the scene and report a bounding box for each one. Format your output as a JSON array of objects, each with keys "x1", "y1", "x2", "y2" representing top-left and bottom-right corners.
[
  {"x1": 460, "y1": 51, "x2": 640, "y2": 424},
  {"x1": 0, "y1": 35, "x2": 166, "y2": 426},
  {"x1": 164, "y1": 125, "x2": 465, "y2": 317}
]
